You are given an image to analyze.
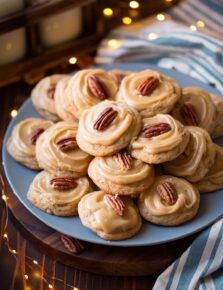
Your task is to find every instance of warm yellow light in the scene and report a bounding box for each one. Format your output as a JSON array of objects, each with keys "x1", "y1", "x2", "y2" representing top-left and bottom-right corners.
[
  {"x1": 122, "y1": 17, "x2": 132, "y2": 25},
  {"x1": 73, "y1": 288, "x2": 79, "y2": 290},
  {"x1": 48, "y1": 284, "x2": 53, "y2": 289},
  {"x1": 103, "y1": 8, "x2": 113, "y2": 16},
  {"x1": 129, "y1": 1, "x2": 139, "y2": 9},
  {"x1": 3, "y1": 233, "x2": 8, "y2": 239},
  {"x1": 148, "y1": 33, "x2": 158, "y2": 40},
  {"x1": 190, "y1": 25, "x2": 197, "y2": 31},
  {"x1": 69, "y1": 57, "x2": 77, "y2": 65},
  {"x1": 165, "y1": 0, "x2": 173, "y2": 2},
  {"x1": 196, "y1": 20, "x2": 205, "y2": 27},
  {"x1": 10, "y1": 109, "x2": 18, "y2": 118},
  {"x1": 107, "y1": 39, "x2": 121, "y2": 49},
  {"x1": 157, "y1": 13, "x2": 165, "y2": 21},
  {"x1": 12, "y1": 249, "x2": 17, "y2": 254},
  {"x1": 33, "y1": 260, "x2": 38, "y2": 265},
  {"x1": 2, "y1": 194, "x2": 7, "y2": 201},
  {"x1": 24, "y1": 274, "x2": 29, "y2": 280}
]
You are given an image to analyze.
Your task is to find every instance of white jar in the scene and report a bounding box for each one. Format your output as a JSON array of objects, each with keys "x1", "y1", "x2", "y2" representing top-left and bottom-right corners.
[
  {"x1": 0, "y1": 0, "x2": 26, "y2": 65},
  {"x1": 39, "y1": 8, "x2": 82, "y2": 47}
]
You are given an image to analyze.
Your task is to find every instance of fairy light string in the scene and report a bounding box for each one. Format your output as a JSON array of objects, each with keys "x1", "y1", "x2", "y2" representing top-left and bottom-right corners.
[{"x1": 0, "y1": 173, "x2": 80, "y2": 290}]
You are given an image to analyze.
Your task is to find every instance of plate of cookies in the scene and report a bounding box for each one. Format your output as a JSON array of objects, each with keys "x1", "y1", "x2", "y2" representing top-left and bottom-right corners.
[{"x1": 2, "y1": 63, "x2": 223, "y2": 246}]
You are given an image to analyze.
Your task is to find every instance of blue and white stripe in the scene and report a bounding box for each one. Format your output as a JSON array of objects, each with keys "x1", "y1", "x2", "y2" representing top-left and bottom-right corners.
[
  {"x1": 153, "y1": 219, "x2": 223, "y2": 290},
  {"x1": 95, "y1": 0, "x2": 223, "y2": 93}
]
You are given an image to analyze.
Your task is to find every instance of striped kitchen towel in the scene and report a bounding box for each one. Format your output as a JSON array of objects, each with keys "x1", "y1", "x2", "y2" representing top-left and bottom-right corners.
[
  {"x1": 153, "y1": 218, "x2": 223, "y2": 290},
  {"x1": 95, "y1": 0, "x2": 223, "y2": 93}
]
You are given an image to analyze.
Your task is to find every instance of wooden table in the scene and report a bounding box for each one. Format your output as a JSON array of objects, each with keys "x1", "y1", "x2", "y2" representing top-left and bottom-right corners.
[{"x1": 0, "y1": 80, "x2": 198, "y2": 290}]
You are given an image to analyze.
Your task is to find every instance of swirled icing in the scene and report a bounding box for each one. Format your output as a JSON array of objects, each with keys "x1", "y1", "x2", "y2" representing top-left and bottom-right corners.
[
  {"x1": 31, "y1": 74, "x2": 67, "y2": 115},
  {"x1": 131, "y1": 114, "x2": 186, "y2": 154},
  {"x1": 36, "y1": 121, "x2": 92, "y2": 175},
  {"x1": 68, "y1": 69, "x2": 118, "y2": 118},
  {"x1": 172, "y1": 87, "x2": 216, "y2": 133},
  {"x1": 142, "y1": 176, "x2": 198, "y2": 216},
  {"x1": 9, "y1": 118, "x2": 53, "y2": 157},
  {"x1": 117, "y1": 69, "x2": 180, "y2": 117},
  {"x1": 78, "y1": 100, "x2": 141, "y2": 146},
  {"x1": 92, "y1": 156, "x2": 153, "y2": 185}
]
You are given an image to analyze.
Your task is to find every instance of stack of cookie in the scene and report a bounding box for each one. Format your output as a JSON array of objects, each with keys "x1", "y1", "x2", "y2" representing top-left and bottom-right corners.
[{"x1": 7, "y1": 68, "x2": 223, "y2": 241}]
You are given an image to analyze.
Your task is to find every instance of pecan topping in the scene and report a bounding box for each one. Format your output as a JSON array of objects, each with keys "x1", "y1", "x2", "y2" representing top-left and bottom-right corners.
[
  {"x1": 143, "y1": 123, "x2": 171, "y2": 138},
  {"x1": 105, "y1": 194, "x2": 125, "y2": 216},
  {"x1": 47, "y1": 83, "x2": 56, "y2": 99},
  {"x1": 115, "y1": 73, "x2": 125, "y2": 85},
  {"x1": 50, "y1": 177, "x2": 77, "y2": 191},
  {"x1": 56, "y1": 137, "x2": 78, "y2": 152},
  {"x1": 30, "y1": 128, "x2": 45, "y2": 145},
  {"x1": 87, "y1": 75, "x2": 108, "y2": 100},
  {"x1": 136, "y1": 76, "x2": 159, "y2": 96},
  {"x1": 114, "y1": 151, "x2": 133, "y2": 170},
  {"x1": 180, "y1": 103, "x2": 198, "y2": 126},
  {"x1": 156, "y1": 181, "x2": 178, "y2": 205},
  {"x1": 61, "y1": 235, "x2": 84, "y2": 254},
  {"x1": 93, "y1": 107, "x2": 118, "y2": 131}
]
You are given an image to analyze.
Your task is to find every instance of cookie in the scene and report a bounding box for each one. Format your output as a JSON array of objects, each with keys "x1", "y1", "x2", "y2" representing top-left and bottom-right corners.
[
  {"x1": 66, "y1": 69, "x2": 118, "y2": 119},
  {"x1": 108, "y1": 69, "x2": 132, "y2": 86},
  {"x1": 193, "y1": 145, "x2": 223, "y2": 193},
  {"x1": 138, "y1": 175, "x2": 200, "y2": 226},
  {"x1": 27, "y1": 171, "x2": 92, "y2": 216},
  {"x1": 88, "y1": 150, "x2": 154, "y2": 196},
  {"x1": 117, "y1": 69, "x2": 181, "y2": 118},
  {"x1": 78, "y1": 191, "x2": 142, "y2": 240},
  {"x1": 54, "y1": 76, "x2": 78, "y2": 122},
  {"x1": 31, "y1": 74, "x2": 67, "y2": 122},
  {"x1": 164, "y1": 126, "x2": 216, "y2": 182},
  {"x1": 171, "y1": 87, "x2": 217, "y2": 134},
  {"x1": 129, "y1": 114, "x2": 189, "y2": 164},
  {"x1": 210, "y1": 94, "x2": 223, "y2": 138},
  {"x1": 7, "y1": 118, "x2": 53, "y2": 169},
  {"x1": 36, "y1": 121, "x2": 92, "y2": 177},
  {"x1": 77, "y1": 100, "x2": 142, "y2": 156}
]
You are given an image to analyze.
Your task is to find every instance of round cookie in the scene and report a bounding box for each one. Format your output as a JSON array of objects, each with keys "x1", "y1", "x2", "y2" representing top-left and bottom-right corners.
[
  {"x1": 171, "y1": 87, "x2": 217, "y2": 134},
  {"x1": 31, "y1": 74, "x2": 67, "y2": 122},
  {"x1": 117, "y1": 69, "x2": 181, "y2": 118},
  {"x1": 27, "y1": 171, "x2": 92, "y2": 216},
  {"x1": 54, "y1": 76, "x2": 78, "y2": 122},
  {"x1": 77, "y1": 100, "x2": 142, "y2": 156},
  {"x1": 193, "y1": 145, "x2": 223, "y2": 193},
  {"x1": 210, "y1": 94, "x2": 223, "y2": 139},
  {"x1": 129, "y1": 114, "x2": 189, "y2": 164},
  {"x1": 66, "y1": 69, "x2": 118, "y2": 119},
  {"x1": 7, "y1": 118, "x2": 53, "y2": 170},
  {"x1": 88, "y1": 151, "x2": 154, "y2": 196},
  {"x1": 36, "y1": 121, "x2": 92, "y2": 177},
  {"x1": 164, "y1": 126, "x2": 216, "y2": 182},
  {"x1": 78, "y1": 191, "x2": 142, "y2": 240},
  {"x1": 138, "y1": 175, "x2": 200, "y2": 226}
]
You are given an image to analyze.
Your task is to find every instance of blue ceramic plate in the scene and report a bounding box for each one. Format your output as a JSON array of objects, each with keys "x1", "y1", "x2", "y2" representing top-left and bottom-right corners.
[{"x1": 2, "y1": 63, "x2": 223, "y2": 247}]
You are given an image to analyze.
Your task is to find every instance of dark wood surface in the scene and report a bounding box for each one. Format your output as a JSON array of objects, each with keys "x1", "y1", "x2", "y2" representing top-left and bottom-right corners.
[{"x1": 0, "y1": 79, "x2": 198, "y2": 290}]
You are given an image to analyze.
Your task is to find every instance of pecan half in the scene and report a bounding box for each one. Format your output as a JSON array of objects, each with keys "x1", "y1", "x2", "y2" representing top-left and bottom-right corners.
[
  {"x1": 105, "y1": 194, "x2": 125, "y2": 216},
  {"x1": 114, "y1": 151, "x2": 133, "y2": 170},
  {"x1": 61, "y1": 234, "x2": 84, "y2": 254},
  {"x1": 50, "y1": 177, "x2": 77, "y2": 191},
  {"x1": 87, "y1": 75, "x2": 108, "y2": 100},
  {"x1": 47, "y1": 83, "x2": 56, "y2": 99},
  {"x1": 30, "y1": 128, "x2": 45, "y2": 145},
  {"x1": 136, "y1": 76, "x2": 159, "y2": 96},
  {"x1": 115, "y1": 73, "x2": 125, "y2": 85},
  {"x1": 143, "y1": 123, "x2": 171, "y2": 138},
  {"x1": 56, "y1": 137, "x2": 78, "y2": 152},
  {"x1": 93, "y1": 107, "x2": 118, "y2": 131},
  {"x1": 180, "y1": 103, "x2": 198, "y2": 126},
  {"x1": 156, "y1": 181, "x2": 178, "y2": 205}
]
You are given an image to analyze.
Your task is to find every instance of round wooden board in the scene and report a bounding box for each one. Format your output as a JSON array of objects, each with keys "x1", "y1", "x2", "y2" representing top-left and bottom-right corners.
[{"x1": 1, "y1": 165, "x2": 197, "y2": 276}]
